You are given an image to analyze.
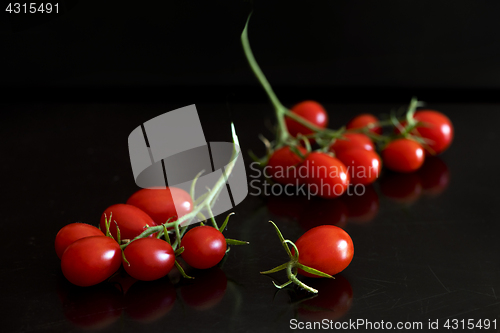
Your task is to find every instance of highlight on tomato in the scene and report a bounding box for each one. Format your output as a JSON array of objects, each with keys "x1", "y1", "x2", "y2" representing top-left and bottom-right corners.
[
  {"x1": 382, "y1": 138, "x2": 425, "y2": 173},
  {"x1": 285, "y1": 100, "x2": 328, "y2": 137},
  {"x1": 99, "y1": 203, "x2": 156, "y2": 240},
  {"x1": 411, "y1": 110, "x2": 454, "y2": 155},
  {"x1": 122, "y1": 238, "x2": 175, "y2": 281}
]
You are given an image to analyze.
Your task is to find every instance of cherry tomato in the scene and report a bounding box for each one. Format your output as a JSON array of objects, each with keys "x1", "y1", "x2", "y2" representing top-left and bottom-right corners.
[
  {"x1": 294, "y1": 225, "x2": 354, "y2": 277},
  {"x1": 99, "y1": 203, "x2": 156, "y2": 241},
  {"x1": 342, "y1": 185, "x2": 379, "y2": 223},
  {"x1": 122, "y1": 238, "x2": 175, "y2": 281},
  {"x1": 267, "y1": 146, "x2": 307, "y2": 185},
  {"x1": 417, "y1": 156, "x2": 450, "y2": 196},
  {"x1": 297, "y1": 274, "x2": 353, "y2": 321},
  {"x1": 298, "y1": 198, "x2": 348, "y2": 231},
  {"x1": 299, "y1": 152, "x2": 350, "y2": 198},
  {"x1": 382, "y1": 138, "x2": 425, "y2": 173},
  {"x1": 55, "y1": 223, "x2": 105, "y2": 259},
  {"x1": 61, "y1": 236, "x2": 122, "y2": 287},
  {"x1": 285, "y1": 100, "x2": 328, "y2": 137},
  {"x1": 412, "y1": 110, "x2": 453, "y2": 155},
  {"x1": 346, "y1": 113, "x2": 382, "y2": 135},
  {"x1": 335, "y1": 148, "x2": 381, "y2": 185},
  {"x1": 180, "y1": 268, "x2": 227, "y2": 310},
  {"x1": 126, "y1": 187, "x2": 193, "y2": 225},
  {"x1": 181, "y1": 226, "x2": 227, "y2": 269},
  {"x1": 125, "y1": 279, "x2": 176, "y2": 323},
  {"x1": 380, "y1": 172, "x2": 422, "y2": 204},
  {"x1": 329, "y1": 133, "x2": 375, "y2": 154}
]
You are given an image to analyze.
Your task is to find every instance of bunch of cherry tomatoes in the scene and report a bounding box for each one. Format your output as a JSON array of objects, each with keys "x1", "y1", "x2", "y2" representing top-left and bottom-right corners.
[{"x1": 55, "y1": 187, "x2": 236, "y2": 287}]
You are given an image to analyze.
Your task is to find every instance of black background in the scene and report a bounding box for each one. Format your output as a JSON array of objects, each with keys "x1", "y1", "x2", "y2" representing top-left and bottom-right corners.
[{"x1": 2, "y1": 1, "x2": 500, "y2": 333}]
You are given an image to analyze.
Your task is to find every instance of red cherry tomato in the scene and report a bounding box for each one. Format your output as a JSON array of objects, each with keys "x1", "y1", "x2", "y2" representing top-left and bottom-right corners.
[
  {"x1": 294, "y1": 225, "x2": 354, "y2": 277},
  {"x1": 380, "y1": 172, "x2": 422, "y2": 204},
  {"x1": 342, "y1": 185, "x2": 379, "y2": 223},
  {"x1": 346, "y1": 113, "x2": 382, "y2": 135},
  {"x1": 412, "y1": 110, "x2": 453, "y2": 155},
  {"x1": 285, "y1": 100, "x2": 328, "y2": 137},
  {"x1": 298, "y1": 198, "x2": 348, "y2": 231},
  {"x1": 299, "y1": 152, "x2": 350, "y2": 198},
  {"x1": 417, "y1": 156, "x2": 450, "y2": 196},
  {"x1": 61, "y1": 236, "x2": 122, "y2": 287},
  {"x1": 125, "y1": 279, "x2": 177, "y2": 323},
  {"x1": 335, "y1": 148, "x2": 381, "y2": 185},
  {"x1": 266, "y1": 146, "x2": 307, "y2": 185},
  {"x1": 329, "y1": 133, "x2": 375, "y2": 154},
  {"x1": 180, "y1": 268, "x2": 227, "y2": 310},
  {"x1": 181, "y1": 226, "x2": 227, "y2": 269},
  {"x1": 122, "y1": 238, "x2": 175, "y2": 281},
  {"x1": 99, "y1": 204, "x2": 156, "y2": 240},
  {"x1": 382, "y1": 138, "x2": 425, "y2": 173},
  {"x1": 126, "y1": 187, "x2": 193, "y2": 225},
  {"x1": 55, "y1": 223, "x2": 105, "y2": 259}
]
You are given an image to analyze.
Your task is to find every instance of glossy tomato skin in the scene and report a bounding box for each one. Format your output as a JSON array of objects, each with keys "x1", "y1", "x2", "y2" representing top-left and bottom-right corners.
[
  {"x1": 285, "y1": 100, "x2": 328, "y2": 137},
  {"x1": 123, "y1": 238, "x2": 175, "y2": 281},
  {"x1": 267, "y1": 146, "x2": 307, "y2": 185},
  {"x1": 382, "y1": 138, "x2": 425, "y2": 173},
  {"x1": 335, "y1": 148, "x2": 381, "y2": 185},
  {"x1": 299, "y1": 152, "x2": 350, "y2": 198},
  {"x1": 330, "y1": 133, "x2": 375, "y2": 154},
  {"x1": 100, "y1": 204, "x2": 156, "y2": 240},
  {"x1": 126, "y1": 187, "x2": 193, "y2": 225},
  {"x1": 55, "y1": 223, "x2": 105, "y2": 259},
  {"x1": 346, "y1": 113, "x2": 382, "y2": 135},
  {"x1": 295, "y1": 225, "x2": 354, "y2": 277},
  {"x1": 61, "y1": 236, "x2": 122, "y2": 287},
  {"x1": 181, "y1": 226, "x2": 227, "y2": 269},
  {"x1": 412, "y1": 110, "x2": 454, "y2": 155}
]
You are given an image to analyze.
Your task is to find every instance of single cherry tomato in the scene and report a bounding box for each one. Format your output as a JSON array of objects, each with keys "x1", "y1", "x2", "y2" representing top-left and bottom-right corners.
[
  {"x1": 298, "y1": 198, "x2": 348, "y2": 230},
  {"x1": 181, "y1": 226, "x2": 227, "y2": 269},
  {"x1": 329, "y1": 133, "x2": 375, "y2": 154},
  {"x1": 126, "y1": 187, "x2": 193, "y2": 225},
  {"x1": 299, "y1": 152, "x2": 350, "y2": 198},
  {"x1": 382, "y1": 138, "x2": 425, "y2": 173},
  {"x1": 55, "y1": 223, "x2": 105, "y2": 259},
  {"x1": 99, "y1": 203, "x2": 156, "y2": 241},
  {"x1": 417, "y1": 156, "x2": 450, "y2": 196},
  {"x1": 61, "y1": 236, "x2": 122, "y2": 287},
  {"x1": 346, "y1": 113, "x2": 382, "y2": 135},
  {"x1": 285, "y1": 100, "x2": 328, "y2": 137},
  {"x1": 412, "y1": 110, "x2": 453, "y2": 155},
  {"x1": 380, "y1": 172, "x2": 422, "y2": 204},
  {"x1": 180, "y1": 268, "x2": 227, "y2": 310},
  {"x1": 122, "y1": 238, "x2": 175, "y2": 281},
  {"x1": 125, "y1": 279, "x2": 177, "y2": 323},
  {"x1": 297, "y1": 274, "x2": 353, "y2": 321},
  {"x1": 335, "y1": 148, "x2": 381, "y2": 185},
  {"x1": 266, "y1": 146, "x2": 307, "y2": 185},
  {"x1": 342, "y1": 185, "x2": 379, "y2": 223},
  {"x1": 294, "y1": 225, "x2": 354, "y2": 277}
]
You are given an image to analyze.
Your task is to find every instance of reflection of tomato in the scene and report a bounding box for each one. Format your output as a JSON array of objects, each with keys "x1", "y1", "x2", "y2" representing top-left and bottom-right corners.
[
  {"x1": 125, "y1": 279, "x2": 176, "y2": 323},
  {"x1": 266, "y1": 195, "x2": 308, "y2": 220},
  {"x1": 126, "y1": 187, "x2": 193, "y2": 225},
  {"x1": 285, "y1": 100, "x2": 328, "y2": 137},
  {"x1": 342, "y1": 185, "x2": 379, "y2": 223},
  {"x1": 380, "y1": 172, "x2": 422, "y2": 204},
  {"x1": 108, "y1": 271, "x2": 137, "y2": 295},
  {"x1": 298, "y1": 198, "x2": 348, "y2": 231},
  {"x1": 417, "y1": 157, "x2": 450, "y2": 196},
  {"x1": 60, "y1": 282, "x2": 122, "y2": 329},
  {"x1": 180, "y1": 268, "x2": 227, "y2": 310},
  {"x1": 296, "y1": 274, "x2": 353, "y2": 321},
  {"x1": 294, "y1": 225, "x2": 354, "y2": 277}
]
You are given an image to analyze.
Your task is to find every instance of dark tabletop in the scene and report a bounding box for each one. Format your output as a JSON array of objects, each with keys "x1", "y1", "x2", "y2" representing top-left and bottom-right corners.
[{"x1": 1, "y1": 100, "x2": 499, "y2": 333}]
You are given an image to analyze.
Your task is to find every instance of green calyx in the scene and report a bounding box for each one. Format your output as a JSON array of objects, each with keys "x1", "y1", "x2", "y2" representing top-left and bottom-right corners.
[{"x1": 260, "y1": 221, "x2": 333, "y2": 294}]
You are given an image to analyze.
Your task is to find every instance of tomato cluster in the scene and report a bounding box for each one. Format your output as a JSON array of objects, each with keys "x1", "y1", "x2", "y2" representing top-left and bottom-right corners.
[{"x1": 56, "y1": 186, "x2": 237, "y2": 287}]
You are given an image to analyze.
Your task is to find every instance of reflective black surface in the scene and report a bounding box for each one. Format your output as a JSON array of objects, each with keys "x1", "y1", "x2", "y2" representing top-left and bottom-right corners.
[{"x1": 2, "y1": 102, "x2": 500, "y2": 332}]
